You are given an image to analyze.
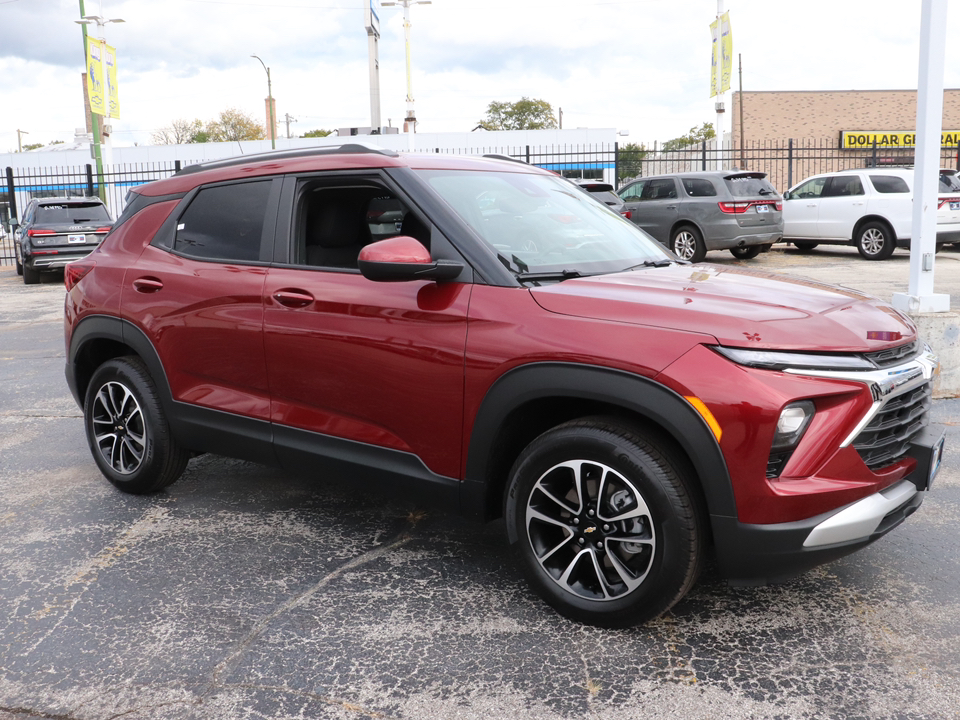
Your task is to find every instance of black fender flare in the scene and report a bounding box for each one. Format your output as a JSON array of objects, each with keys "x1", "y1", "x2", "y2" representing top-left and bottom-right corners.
[
  {"x1": 66, "y1": 314, "x2": 174, "y2": 415},
  {"x1": 462, "y1": 362, "x2": 736, "y2": 526}
]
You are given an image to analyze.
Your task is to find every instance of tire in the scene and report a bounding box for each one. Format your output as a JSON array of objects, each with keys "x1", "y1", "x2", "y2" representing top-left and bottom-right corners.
[
  {"x1": 670, "y1": 225, "x2": 706, "y2": 263},
  {"x1": 730, "y1": 245, "x2": 762, "y2": 259},
  {"x1": 22, "y1": 264, "x2": 40, "y2": 285},
  {"x1": 14, "y1": 244, "x2": 23, "y2": 276},
  {"x1": 84, "y1": 356, "x2": 189, "y2": 494},
  {"x1": 856, "y1": 221, "x2": 896, "y2": 260},
  {"x1": 505, "y1": 417, "x2": 704, "y2": 628},
  {"x1": 793, "y1": 242, "x2": 818, "y2": 253}
]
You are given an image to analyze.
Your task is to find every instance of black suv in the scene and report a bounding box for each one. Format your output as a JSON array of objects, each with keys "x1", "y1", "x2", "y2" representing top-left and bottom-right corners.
[{"x1": 14, "y1": 196, "x2": 114, "y2": 284}]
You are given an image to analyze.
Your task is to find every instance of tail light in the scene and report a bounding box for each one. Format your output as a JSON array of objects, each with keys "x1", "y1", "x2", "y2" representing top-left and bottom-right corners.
[
  {"x1": 775, "y1": 200, "x2": 783, "y2": 211},
  {"x1": 718, "y1": 202, "x2": 751, "y2": 214},
  {"x1": 621, "y1": 210, "x2": 632, "y2": 219},
  {"x1": 28, "y1": 228, "x2": 56, "y2": 236},
  {"x1": 95, "y1": 226, "x2": 113, "y2": 234},
  {"x1": 65, "y1": 261, "x2": 95, "y2": 291},
  {"x1": 939, "y1": 197, "x2": 960, "y2": 209}
]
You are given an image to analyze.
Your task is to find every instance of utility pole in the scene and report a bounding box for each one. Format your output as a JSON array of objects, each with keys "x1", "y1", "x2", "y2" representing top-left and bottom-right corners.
[
  {"x1": 382, "y1": 0, "x2": 431, "y2": 149},
  {"x1": 251, "y1": 55, "x2": 276, "y2": 149},
  {"x1": 77, "y1": 0, "x2": 103, "y2": 201},
  {"x1": 16, "y1": 129, "x2": 28, "y2": 152},
  {"x1": 285, "y1": 113, "x2": 296, "y2": 139},
  {"x1": 365, "y1": 0, "x2": 382, "y2": 130}
]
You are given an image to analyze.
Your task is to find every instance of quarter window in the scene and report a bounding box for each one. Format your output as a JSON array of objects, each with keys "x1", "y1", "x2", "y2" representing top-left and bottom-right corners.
[
  {"x1": 174, "y1": 180, "x2": 272, "y2": 261},
  {"x1": 681, "y1": 178, "x2": 718, "y2": 197},
  {"x1": 870, "y1": 175, "x2": 910, "y2": 194}
]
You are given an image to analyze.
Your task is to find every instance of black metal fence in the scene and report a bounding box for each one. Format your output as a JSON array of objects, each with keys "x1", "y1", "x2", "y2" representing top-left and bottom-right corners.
[{"x1": 3, "y1": 140, "x2": 959, "y2": 264}]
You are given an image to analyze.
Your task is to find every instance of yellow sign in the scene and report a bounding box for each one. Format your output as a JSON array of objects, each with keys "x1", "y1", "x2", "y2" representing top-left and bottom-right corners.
[
  {"x1": 841, "y1": 131, "x2": 960, "y2": 148},
  {"x1": 710, "y1": 11, "x2": 733, "y2": 98},
  {"x1": 105, "y1": 43, "x2": 119, "y2": 118},
  {"x1": 84, "y1": 37, "x2": 119, "y2": 118},
  {"x1": 85, "y1": 37, "x2": 105, "y2": 116}
]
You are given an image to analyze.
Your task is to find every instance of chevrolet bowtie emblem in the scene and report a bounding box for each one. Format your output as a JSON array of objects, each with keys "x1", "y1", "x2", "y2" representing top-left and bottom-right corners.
[{"x1": 584, "y1": 527, "x2": 596, "y2": 533}]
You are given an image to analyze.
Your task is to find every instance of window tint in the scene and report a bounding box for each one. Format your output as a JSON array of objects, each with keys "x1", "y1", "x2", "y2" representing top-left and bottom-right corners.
[
  {"x1": 870, "y1": 175, "x2": 910, "y2": 194},
  {"x1": 175, "y1": 181, "x2": 271, "y2": 261},
  {"x1": 36, "y1": 202, "x2": 111, "y2": 224},
  {"x1": 939, "y1": 173, "x2": 960, "y2": 192},
  {"x1": 723, "y1": 175, "x2": 778, "y2": 197},
  {"x1": 822, "y1": 176, "x2": 864, "y2": 197},
  {"x1": 640, "y1": 178, "x2": 677, "y2": 200},
  {"x1": 296, "y1": 182, "x2": 425, "y2": 269},
  {"x1": 681, "y1": 178, "x2": 718, "y2": 197}
]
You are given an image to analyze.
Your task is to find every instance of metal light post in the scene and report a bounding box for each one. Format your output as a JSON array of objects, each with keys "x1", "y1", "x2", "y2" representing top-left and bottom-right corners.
[
  {"x1": 76, "y1": 6, "x2": 123, "y2": 209},
  {"x1": 382, "y1": 0, "x2": 431, "y2": 149},
  {"x1": 251, "y1": 55, "x2": 276, "y2": 150}
]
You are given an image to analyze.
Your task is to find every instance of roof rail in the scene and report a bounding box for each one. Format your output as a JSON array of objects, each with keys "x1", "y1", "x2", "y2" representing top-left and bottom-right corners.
[{"x1": 175, "y1": 143, "x2": 400, "y2": 176}]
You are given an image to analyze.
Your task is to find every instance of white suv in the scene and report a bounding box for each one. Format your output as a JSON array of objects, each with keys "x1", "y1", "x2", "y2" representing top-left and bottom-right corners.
[{"x1": 782, "y1": 167, "x2": 960, "y2": 260}]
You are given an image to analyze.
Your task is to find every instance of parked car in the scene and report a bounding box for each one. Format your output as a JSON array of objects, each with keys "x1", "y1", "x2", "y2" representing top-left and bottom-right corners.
[
  {"x1": 14, "y1": 196, "x2": 113, "y2": 284},
  {"x1": 64, "y1": 145, "x2": 944, "y2": 628},
  {"x1": 617, "y1": 171, "x2": 783, "y2": 262},
  {"x1": 782, "y1": 168, "x2": 960, "y2": 260},
  {"x1": 571, "y1": 179, "x2": 628, "y2": 216}
]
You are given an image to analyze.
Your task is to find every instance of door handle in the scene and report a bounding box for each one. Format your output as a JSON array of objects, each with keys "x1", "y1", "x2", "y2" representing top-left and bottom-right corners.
[
  {"x1": 132, "y1": 277, "x2": 163, "y2": 293},
  {"x1": 665, "y1": 205, "x2": 677, "y2": 209},
  {"x1": 807, "y1": 204, "x2": 817, "y2": 208},
  {"x1": 273, "y1": 289, "x2": 315, "y2": 308}
]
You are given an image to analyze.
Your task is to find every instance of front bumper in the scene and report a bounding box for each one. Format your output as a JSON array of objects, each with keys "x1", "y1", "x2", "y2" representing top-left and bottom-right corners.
[{"x1": 714, "y1": 416, "x2": 944, "y2": 585}]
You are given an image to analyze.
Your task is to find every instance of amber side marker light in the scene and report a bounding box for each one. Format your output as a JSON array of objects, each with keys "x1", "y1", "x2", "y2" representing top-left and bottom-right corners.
[{"x1": 685, "y1": 396, "x2": 722, "y2": 442}]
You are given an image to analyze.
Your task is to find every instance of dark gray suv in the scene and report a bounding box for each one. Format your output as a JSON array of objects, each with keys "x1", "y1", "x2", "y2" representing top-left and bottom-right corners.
[{"x1": 617, "y1": 171, "x2": 783, "y2": 262}]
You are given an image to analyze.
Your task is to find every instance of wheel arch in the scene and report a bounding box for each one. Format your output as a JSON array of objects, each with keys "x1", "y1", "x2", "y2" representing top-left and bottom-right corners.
[
  {"x1": 852, "y1": 215, "x2": 896, "y2": 242},
  {"x1": 670, "y1": 219, "x2": 704, "y2": 242},
  {"x1": 462, "y1": 363, "x2": 735, "y2": 528}
]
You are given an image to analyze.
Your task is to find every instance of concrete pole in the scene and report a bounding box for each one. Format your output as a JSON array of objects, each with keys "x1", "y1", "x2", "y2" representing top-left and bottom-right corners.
[
  {"x1": 892, "y1": 0, "x2": 950, "y2": 314},
  {"x1": 714, "y1": 0, "x2": 725, "y2": 171}
]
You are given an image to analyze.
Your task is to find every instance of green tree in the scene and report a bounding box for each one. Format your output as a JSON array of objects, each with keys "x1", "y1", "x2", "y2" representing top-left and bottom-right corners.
[
  {"x1": 478, "y1": 98, "x2": 558, "y2": 131},
  {"x1": 20, "y1": 142, "x2": 43, "y2": 152},
  {"x1": 617, "y1": 142, "x2": 648, "y2": 183},
  {"x1": 662, "y1": 122, "x2": 716, "y2": 152},
  {"x1": 205, "y1": 108, "x2": 265, "y2": 142},
  {"x1": 302, "y1": 128, "x2": 333, "y2": 138}
]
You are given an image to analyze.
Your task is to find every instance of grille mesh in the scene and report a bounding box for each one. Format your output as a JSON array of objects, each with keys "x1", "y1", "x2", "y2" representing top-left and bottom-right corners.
[
  {"x1": 853, "y1": 381, "x2": 931, "y2": 470},
  {"x1": 865, "y1": 340, "x2": 919, "y2": 368}
]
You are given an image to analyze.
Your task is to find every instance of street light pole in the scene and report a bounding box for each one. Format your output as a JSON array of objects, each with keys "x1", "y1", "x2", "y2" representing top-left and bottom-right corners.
[
  {"x1": 16, "y1": 129, "x2": 28, "y2": 153},
  {"x1": 382, "y1": 0, "x2": 431, "y2": 149},
  {"x1": 251, "y1": 55, "x2": 276, "y2": 149}
]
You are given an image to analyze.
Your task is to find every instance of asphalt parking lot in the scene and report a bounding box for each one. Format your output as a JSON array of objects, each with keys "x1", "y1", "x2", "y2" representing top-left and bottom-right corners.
[{"x1": 1, "y1": 246, "x2": 960, "y2": 720}]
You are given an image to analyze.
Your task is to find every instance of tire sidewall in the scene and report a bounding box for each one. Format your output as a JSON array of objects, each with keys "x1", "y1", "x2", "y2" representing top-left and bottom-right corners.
[
  {"x1": 857, "y1": 221, "x2": 895, "y2": 260},
  {"x1": 506, "y1": 423, "x2": 697, "y2": 626},
  {"x1": 84, "y1": 358, "x2": 168, "y2": 492},
  {"x1": 671, "y1": 226, "x2": 705, "y2": 263}
]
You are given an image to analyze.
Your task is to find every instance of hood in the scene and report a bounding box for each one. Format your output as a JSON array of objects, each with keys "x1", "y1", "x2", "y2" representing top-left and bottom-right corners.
[{"x1": 530, "y1": 263, "x2": 916, "y2": 352}]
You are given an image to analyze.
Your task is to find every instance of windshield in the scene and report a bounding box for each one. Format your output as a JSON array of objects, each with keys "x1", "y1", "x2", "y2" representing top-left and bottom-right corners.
[
  {"x1": 939, "y1": 172, "x2": 960, "y2": 192},
  {"x1": 417, "y1": 169, "x2": 672, "y2": 278}
]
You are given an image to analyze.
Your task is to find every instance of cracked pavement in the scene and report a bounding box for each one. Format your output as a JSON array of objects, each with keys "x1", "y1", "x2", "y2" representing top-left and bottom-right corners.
[{"x1": 1, "y1": 248, "x2": 959, "y2": 719}]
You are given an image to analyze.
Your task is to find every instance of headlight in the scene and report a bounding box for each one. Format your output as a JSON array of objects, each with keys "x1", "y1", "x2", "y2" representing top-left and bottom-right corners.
[{"x1": 713, "y1": 346, "x2": 875, "y2": 371}]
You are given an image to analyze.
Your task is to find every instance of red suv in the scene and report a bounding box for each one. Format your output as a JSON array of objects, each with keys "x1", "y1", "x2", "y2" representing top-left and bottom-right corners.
[{"x1": 64, "y1": 145, "x2": 945, "y2": 627}]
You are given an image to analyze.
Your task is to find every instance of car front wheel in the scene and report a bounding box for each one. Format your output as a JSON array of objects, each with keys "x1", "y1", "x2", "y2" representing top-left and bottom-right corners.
[
  {"x1": 84, "y1": 356, "x2": 190, "y2": 494},
  {"x1": 506, "y1": 418, "x2": 704, "y2": 628},
  {"x1": 670, "y1": 226, "x2": 706, "y2": 263},
  {"x1": 856, "y1": 222, "x2": 896, "y2": 260}
]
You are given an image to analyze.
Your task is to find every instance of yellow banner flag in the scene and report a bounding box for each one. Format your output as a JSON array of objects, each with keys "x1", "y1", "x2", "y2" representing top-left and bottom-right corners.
[
  {"x1": 719, "y1": 11, "x2": 733, "y2": 94},
  {"x1": 105, "y1": 43, "x2": 120, "y2": 118},
  {"x1": 710, "y1": 18, "x2": 719, "y2": 98},
  {"x1": 85, "y1": 37, "x2": 105, "y2": 116}
]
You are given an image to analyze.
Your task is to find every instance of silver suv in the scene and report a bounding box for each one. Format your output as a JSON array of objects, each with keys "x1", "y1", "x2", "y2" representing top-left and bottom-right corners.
[{"x1": 618, "y1": 171, "x2": 783, "y2": 262}]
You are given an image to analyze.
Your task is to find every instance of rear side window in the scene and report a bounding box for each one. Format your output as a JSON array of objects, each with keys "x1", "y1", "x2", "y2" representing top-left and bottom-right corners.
[
  {"x1": 723, "y1": 175, "x2": 777, "y2": 197},
  {"x1": 870, "y1": 175, "x2": 910, "y2": 194},
  {"x1": 36, "y1": 202, "x2": 111, "y2": 224},
  {"x1": 822, "y1": 176, "x2": 864, "y2": 197},
  {"x1": 175, "y1": 181, "x2": 271, "y2": 261},
  {"x1": 681, "y1": 178, "x2": 718, "y2": 197},
  {"x1": 939, "y1": 173, "x2": 960, "y2": 192},
  {"x1": 640, "y1": 178, "x2": 678, "y2": 200}
]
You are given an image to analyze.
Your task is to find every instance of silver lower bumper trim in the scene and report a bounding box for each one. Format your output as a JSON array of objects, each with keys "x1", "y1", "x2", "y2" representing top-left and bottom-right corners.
[{"x1": 803, "y1": 480, "x2": 918, "y2": 548}]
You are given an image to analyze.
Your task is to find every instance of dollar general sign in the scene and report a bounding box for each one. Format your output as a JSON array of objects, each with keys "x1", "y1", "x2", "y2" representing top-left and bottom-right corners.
[{"x1": 841, "y1": 130, "x2": 960, "y2": 149}]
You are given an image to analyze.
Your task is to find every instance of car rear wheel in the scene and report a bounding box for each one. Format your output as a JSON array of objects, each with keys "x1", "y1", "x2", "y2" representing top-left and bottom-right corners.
[
  {"x1": 22, "y1": 264, "x2": 40, "y2": 285},
  {"x1": 14, "y1": 244, "x2": 23, "y2": 276},
  {"x1": 670, "y1": 226, "x2": 706, "y2": 263},
  {"x1": 505, "y1": 417, "x2": 704, "y2": 628},
  {"x1": 792, "y1": 242, "x2": 818, "y2": 253},
  {"x1": 856, "y1": 222, "x2": 896, "y2": 260},
  {"x1": 84, "y1": 356, "x2": 189, "y2": 494},
  {"x1": 730, "y1": 245, "x2": 763, "y2": 259}
]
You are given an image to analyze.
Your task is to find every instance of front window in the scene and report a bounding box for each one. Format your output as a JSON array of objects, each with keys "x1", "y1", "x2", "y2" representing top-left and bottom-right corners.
[{"x1": 417, "y1": 169, "x2": 672, "y2": 278}]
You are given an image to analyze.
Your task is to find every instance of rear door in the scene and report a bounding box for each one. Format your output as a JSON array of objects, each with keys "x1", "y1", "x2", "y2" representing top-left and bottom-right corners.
[{"x1": 619, "y1": 178, "x2": 680, "y2": 243}]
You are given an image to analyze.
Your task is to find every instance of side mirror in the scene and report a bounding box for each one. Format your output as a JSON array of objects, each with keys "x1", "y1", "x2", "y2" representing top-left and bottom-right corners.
[
  {"x1": 358, "y1": 235, "x2": 463, "y2": 283},
  {"x1": 782, "y1": 191, "x2": 792, "y2": 201}
]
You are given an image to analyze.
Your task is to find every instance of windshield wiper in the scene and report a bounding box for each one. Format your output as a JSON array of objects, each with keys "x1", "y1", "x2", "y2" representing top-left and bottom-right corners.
[
  {"x1": 515, "y1": 269, "x2": 584, "y2": 283},
  {"x1": 624, "y1": 259, "x2": 676, "y2": 271}
]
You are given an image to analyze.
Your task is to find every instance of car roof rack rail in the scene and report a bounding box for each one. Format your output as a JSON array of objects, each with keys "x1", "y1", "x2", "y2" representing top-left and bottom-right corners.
[{"x1": 175, "y1": 143, "x2": 400, "y2": 176}]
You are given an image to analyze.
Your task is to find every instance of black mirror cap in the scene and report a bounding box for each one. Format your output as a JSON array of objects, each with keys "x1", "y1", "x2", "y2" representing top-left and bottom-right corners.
[{"x1": 359, "y1": 258, "x2": 464, "y2": 283}]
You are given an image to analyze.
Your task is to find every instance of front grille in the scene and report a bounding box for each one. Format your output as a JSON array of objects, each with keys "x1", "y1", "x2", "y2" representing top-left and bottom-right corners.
[
  {"x1": 853, "y1": 381, "x2": 931, "y2": 470},
  {"x1": 865, "y1": 340, "x2": 919, "y2": 368}
]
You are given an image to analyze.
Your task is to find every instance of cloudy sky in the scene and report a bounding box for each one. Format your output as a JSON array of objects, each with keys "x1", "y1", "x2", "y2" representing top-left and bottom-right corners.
[{"x1": 1, "y1": 0, "x2": 958, "y2": 153}]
